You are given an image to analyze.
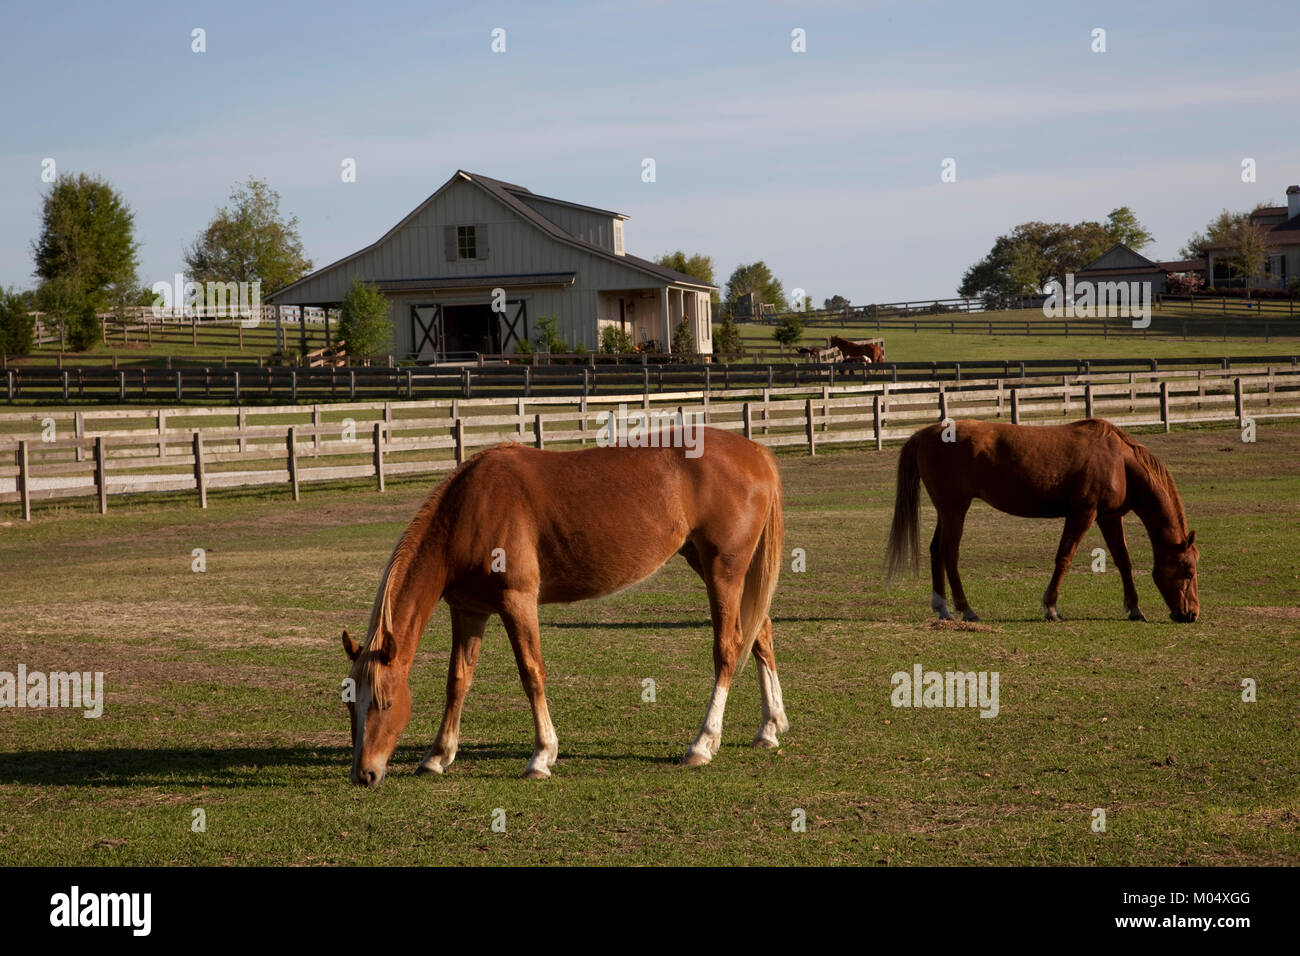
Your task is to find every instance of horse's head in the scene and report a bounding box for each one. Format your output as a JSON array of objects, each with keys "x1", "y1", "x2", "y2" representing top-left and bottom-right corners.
[
  {"x1": 342, "y1": 630, "x2": 411, "y2": 786},
  {"x1": 1153, "y1": 530, "x2": 1199, "y2": 623}
]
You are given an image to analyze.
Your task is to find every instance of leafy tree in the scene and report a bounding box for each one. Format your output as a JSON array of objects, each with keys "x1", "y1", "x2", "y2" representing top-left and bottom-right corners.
[
  {"x1": 337, "y1": 276, "x2": 392, "y2": 358},
  {"x1": 657, "y1": 251, "x2": 719, "y2": 304},
  {"x1": 772, "y1": 314, "x2": 803, "y2": 351},
  {"x1": 1225, "y1": 221, "x2": 1272, "y2": 297},
  {"x1": 672, "y1": 316, "x2": 694, "y2": 355},
  {"x1": 534, "y1": 315, "x2": 568, "y2": 353},
  {"x1": 1104, "y1": 206, "x2": 1154, "y2": 251},
  {"x1": 959, "y1": 220, "x2": 1111, "y2": 301},
  {"x1": 712, "y1": 314, "x2": 744, "y2": 357},
  {"x1": 823, "y1": 294, "x2": 851, "y2": 312},
  {"x1": 32, "y1": 172, "x2": 139, "y2": 313},
  {"x1": 1179, "y1": 208, "x2": 1250, "y2": 260},
  {"x1": 725, "y1": 261, "x2": 785, "y2": 314},
  {"x1": 600, "y1": 324, "x2": 634, "y2": 354},
  {"x1": 35, "y1": 276, "x2": 98, "y2": 351},
  {"x1": 0, "y1": 287, "x2": 36, "y2": 355},
  {"x1": 185, "y1": 178, "x2": 312, "y2": 295}
]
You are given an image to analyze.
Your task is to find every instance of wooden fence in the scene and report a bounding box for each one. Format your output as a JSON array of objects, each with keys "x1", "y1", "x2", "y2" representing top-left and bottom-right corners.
[{"x1": 3, "y1": 365, "x2": 1297, "y2": 520}]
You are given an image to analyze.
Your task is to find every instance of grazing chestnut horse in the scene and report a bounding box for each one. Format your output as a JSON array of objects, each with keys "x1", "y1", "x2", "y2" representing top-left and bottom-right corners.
[
  {"x1": 829, "y1": 336, "x2": 885, "y2": 364},
  {"x1": 886, "y1": 418, "x2": 1199, "y2": 623},
  {"x1": 341, "y1": 427, "x2": 786, "y2": 785}
]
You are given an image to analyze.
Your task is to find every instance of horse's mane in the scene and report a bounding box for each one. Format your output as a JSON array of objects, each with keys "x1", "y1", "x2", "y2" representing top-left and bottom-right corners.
[
  {"x1": 1106, "y1": 423, "x2": 1188, "y2": 538},
  {"x1": 350, "y1": 445, "x2": 516, "y2": 706}
]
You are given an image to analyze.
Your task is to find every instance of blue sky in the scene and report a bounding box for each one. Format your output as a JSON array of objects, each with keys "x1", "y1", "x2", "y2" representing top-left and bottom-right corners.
[{"x1": 3, "y1": 0, "x2": 1298, "y2": 303}]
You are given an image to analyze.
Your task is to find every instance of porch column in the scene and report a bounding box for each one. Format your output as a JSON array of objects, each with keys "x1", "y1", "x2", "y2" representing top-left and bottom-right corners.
[
  {"x1": 661, "y1": 288, "x2": 670, "y2": 353},
  {"x1": 324, "y1": 306, "x2": 331, "y2": 348}
]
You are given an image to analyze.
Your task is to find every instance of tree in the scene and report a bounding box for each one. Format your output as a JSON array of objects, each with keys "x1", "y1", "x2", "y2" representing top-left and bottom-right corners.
[
  {"x1": 712, "y1": 314, "x2": 744, "y2": 357},
  {"x1": 185, "y1": 178, "x2": 312, "y2": 295},
  {"x1": 1179, "y1": 208, "x2": 1249, "y2": 261},
  {"x1": 534, "y1": 316, "x2": 568, "y2": 353},
  {"x1": 657, "y1": 251, "x2": 718, "y2": 304},
  {"x1": 772, "y1": 314, "x2": 803, "y2": 351},
  {"x1": 672, "y1": 316, "x2": 694, "y2": 355},
  {"x1": 959, "y1": 220, "x2": 1111, "y2": 301},
  {"x1": 823, "y1": 294, "x2": 851, "y2": 312},
  {"x1": 0, "y1": 288, "x2": 35, "y2": 356},
  {"x1": 32, "y1": 172, "x2": 139, "y2": 314},
  {"x1": 1225, "y1": 221, "x2": 1272, "y2": 297},
  {"x1": 725, "y1": 261, "x2": 785, "y2": 314},
  {"x1": 1104, "y1": 206, "x2": 1154, "y2": 251},
  {"x1": 35, "y1": 276, "x2": 97, "y2": 351},
  {"x1": 337, "y1": 277, "x2": 392, "y2": 359}
]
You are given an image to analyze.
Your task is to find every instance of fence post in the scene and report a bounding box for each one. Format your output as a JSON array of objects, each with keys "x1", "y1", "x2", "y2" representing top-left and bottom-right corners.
[
  {"x1": 349, "y1": 370, "x2": 356, "y2": 401},
  {"x1": 175, "y1": 370, "x2": 183, "y2": 402},
  {"x1": 233, "y1": 370, "x2": 241, "y2": 404},
  {"x1": 94, "y1": 436, "x2": 107, "y2": 514},
  {"x1": 743, "y1": 402, "x2": 753, "y2": 440},
  {"x1": 1234, "y1": 377, "x2": 1244, "y2": 425},
  {"x1": 287, "y1": 426, "x2": 300, "y2": 501},
  {"x1": 406, "y1": 369, "x2": 414, "y2": 399},
  {"x1": 61, "y1": 370, "x2": 69, "y2": 402},
  {"x1": 762, "y1": 388, "x2": 771, "y2": 435},
  {"x1": 1011, "y1": 388, "x2": 1021, "y2": 424},
  {"x1": 157, "y1": 410, "x2": 167, "y2": 458},
  {"x1": 373, "y1": 421, "x2": 385, "y2": 492},
  {"x1": 6, "y1": 369, "x2": 13, "y2": 404},
  {"x1": 821, "y1": 385, "x2": 830, "y2": 433},
  {"x1": 454, "y1": 418, "x2": 466, "y2": 465},
  {"x1": 534, "y1": 414, "x2": 545, "y2": 450},
  {"x1": 291, "y1": 370, "x2": 298, "y2": 403},
  {"x1": 580, "y1": 394, "x2": 588, "y2": 444},
  {"x1": 517, "y1": 397, "x2": 527, "y2": 440},
  {"x1": 462, "y1": 368, "x2": 471, "y2": 399},
  {"x1": 193, "y1": 431, "x2": 207, "y2": 508},
  {"x1": 313, "y1": 405, "x2": 323, "y2": 451},
  {"x1": 17, "y1": 439, "x2": 31, "y2": 521},
  {"x1": 873, "y1": 393, "x2": 883, "y2": 450},
  {"x1": 74, "y1": 411, "x2": 85, "y2": 463},
  {"x1": 938, "y1": 389, "x2": 948, "y2": 422},
  {"x1": 1160, "y1": 381, "x2": 1170, "y2": 433},
  {"x1": 804, "y1": 398, "x2": 816, "y2": 455},
  {"x1": 1085, "y1": 384, "x2": 1094, "y2": 419}
]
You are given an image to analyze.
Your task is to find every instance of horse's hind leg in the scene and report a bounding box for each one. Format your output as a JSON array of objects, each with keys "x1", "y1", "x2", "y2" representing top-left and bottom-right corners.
[
  {"x1": 418, "y1": 607, "x2": 488, "y2": 776},
  {"x1": 939, "y1": 502, "x2": 980, "y2": 621},
  {"x1": 500, "y1": 593, "x2": 559, "y2": 779},
  {"x1": 750, "y1": 615, "x2": 789, "y2": 749},
  {"x1": 929, "y1": 523, "x2": 952, "y2": 620}
]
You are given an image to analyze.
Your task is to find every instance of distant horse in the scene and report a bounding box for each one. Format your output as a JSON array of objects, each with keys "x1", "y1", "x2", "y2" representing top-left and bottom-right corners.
[
  {"x1": 886, "y1": 419, "x2": 1199, "y2": 623},
  {"x1": 341, "y1": 428, "x2": 786, "y2": 785},
  {"x1": 830, "y1": 336, "x2": 885, "y2": 364}
]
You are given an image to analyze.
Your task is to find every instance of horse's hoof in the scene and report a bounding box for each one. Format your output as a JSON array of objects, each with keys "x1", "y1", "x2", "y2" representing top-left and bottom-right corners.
[
  {"x1": 751, "y1": 735, "x2": 780, "y2": 749},
  {"x1": 962, "y1": 610, "x2": 981, "y2": 622},
  {"x1": 681, "y1": 750, "x2": 712, "y2": 767},
  {"x1": 1128, "y1": 609, "x2": 1148, "y2": 622},
  {"x1": 936, "y1": 610, "x2": 954, "y2": 621},
  {"x1": 416, "y1": 758, "x2": 447, "y2": 775},
  {"x1": 523, "y1": 766, "x2": 551, "y2": 780},
  {"x1": 1044, "y1": 608, "x2": 1062, "y2": 622}
]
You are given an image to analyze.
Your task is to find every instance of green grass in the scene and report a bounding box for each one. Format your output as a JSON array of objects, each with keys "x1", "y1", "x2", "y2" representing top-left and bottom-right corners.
[{"x1": 0, "y1": 422, "x2": 1297, "y2": 865}]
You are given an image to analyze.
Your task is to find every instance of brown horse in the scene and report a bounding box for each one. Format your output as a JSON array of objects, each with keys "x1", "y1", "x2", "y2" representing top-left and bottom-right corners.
[
  {"x1": 829, "y1": 336, "x2": 885, "y2": 363},
  {"x1": 341, "y1": 427, "x2": 786, "y2": 785},
  {"x1": 886, "y1": 418, "x2": 1199, "y2": 623}
]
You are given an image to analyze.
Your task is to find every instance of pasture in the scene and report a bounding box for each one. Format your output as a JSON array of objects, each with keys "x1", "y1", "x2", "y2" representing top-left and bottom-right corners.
[{"x1": 0, "y1": 420, "x2": 1297, "y2": 866}]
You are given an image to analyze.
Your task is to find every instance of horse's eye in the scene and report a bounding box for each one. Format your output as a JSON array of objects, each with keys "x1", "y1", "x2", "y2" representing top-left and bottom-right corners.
[{"x1": 381, "y1": 700, "x2": 393, "y2": 711}]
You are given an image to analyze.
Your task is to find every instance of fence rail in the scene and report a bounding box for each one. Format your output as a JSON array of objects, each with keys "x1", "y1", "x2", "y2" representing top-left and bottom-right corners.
[{"x1": 3, "y1": 365, "x2": 1296, "y2": 520}]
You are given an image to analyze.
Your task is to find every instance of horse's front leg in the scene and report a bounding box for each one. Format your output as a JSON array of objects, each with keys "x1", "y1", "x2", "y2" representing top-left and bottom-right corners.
[
  {"x1": 500, "y1": 594, "x2": 558, "y2": 779},
  {"x1": 1098, "y1": 515, "x2": 1145, "y2": 621},
  {"x1": 1042, "y1": 509, "x2": 1096, "y2": 621},
  {"x1": 418, "y1": 607, "x2": 488, "y2": 775}
]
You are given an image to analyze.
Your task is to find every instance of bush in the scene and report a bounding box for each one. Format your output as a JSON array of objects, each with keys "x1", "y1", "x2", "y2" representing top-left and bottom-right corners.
[
  {"x1": 772, "y1": 314, "x2": 803, "y2": 349},
  {"x1": 672, "y1": 316, "x2": 694, "y2": 356},
  {"x1": 600, "y1": 324, "x2": 634, "y2": 354},
  {"x1": 573, "y1": 342, "x2": 588, "y2": 358},
  {"x1": 712, "y1": 314, "x2": 744, "y2": 357},
  {"x1": 535, "y1": 316, "x2": 567, "y2": 353},
  {"x1": 338, "y1": 276, "x2": 392, "y2": 359},
  {"x1": 0, "y1": 288, "x2": 35, "y2": 355}
]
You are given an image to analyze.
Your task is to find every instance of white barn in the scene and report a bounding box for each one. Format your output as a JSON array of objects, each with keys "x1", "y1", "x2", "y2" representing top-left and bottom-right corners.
[{"x1": 266, "y1": 170, "x2": 716, "y2": 360}]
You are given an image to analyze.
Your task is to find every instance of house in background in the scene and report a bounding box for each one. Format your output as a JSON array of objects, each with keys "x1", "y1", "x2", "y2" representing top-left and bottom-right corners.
[
  {"x1": 1203, "y1": 185, "x2": 1300, "y2": 290},
  {"x1": 266, "y1": 170, "x2": 716, "y2": 361},
  {"x1": 1071, "y1": 244, "x2": 1204, "y2": 295}
]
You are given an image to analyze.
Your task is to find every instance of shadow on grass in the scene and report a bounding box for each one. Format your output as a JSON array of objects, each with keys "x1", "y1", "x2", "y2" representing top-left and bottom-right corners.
[{"x1": 0, "y1": 746, "x2": 348, "y2": 788}]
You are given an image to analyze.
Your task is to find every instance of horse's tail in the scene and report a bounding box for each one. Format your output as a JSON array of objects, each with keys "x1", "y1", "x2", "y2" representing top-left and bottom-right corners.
[
  {"x1": 737, "y1": 462, "x2": 784, "y2": 674},
  {"x1": 886, "y1": 432, "x2": 923, "y2": 581}
]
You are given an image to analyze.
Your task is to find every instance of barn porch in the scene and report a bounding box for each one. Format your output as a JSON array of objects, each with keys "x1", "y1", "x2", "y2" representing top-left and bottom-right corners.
[{"x1": 597, "y1": 285, "x2": 712, "y2": 353}]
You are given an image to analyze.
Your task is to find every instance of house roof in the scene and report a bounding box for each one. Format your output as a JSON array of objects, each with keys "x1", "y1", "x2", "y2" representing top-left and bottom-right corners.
[
  {"x1": 1158, "y1": 259, "x2": 1206, "y2": 272},
  {"x1": 1078, "y1": 243, "x2": 1161, "y2": 272},
  {"x1": 372, "y1": 272, "x2": 577, "y2": 294},
  {"x1": 267, "y1": 170, "x2": 713, "y2": 302}
]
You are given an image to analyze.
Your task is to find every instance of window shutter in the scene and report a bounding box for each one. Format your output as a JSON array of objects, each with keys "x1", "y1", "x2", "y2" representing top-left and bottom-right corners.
[
  {"x1": 444, "y1": 226, "x2": 457, "y2": 261},
  {"x1": 477, "y1": 224, "x2": 489, "y2": 260}
]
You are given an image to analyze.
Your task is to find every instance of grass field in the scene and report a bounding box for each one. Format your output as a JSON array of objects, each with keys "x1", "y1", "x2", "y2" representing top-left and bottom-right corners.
[{"x1": 1, "y1": 421, "x2": 1297, "y2": 865}]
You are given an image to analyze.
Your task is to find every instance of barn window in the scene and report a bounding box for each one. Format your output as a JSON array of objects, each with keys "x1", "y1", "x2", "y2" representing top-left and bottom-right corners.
[
  {"x1": 613, "y1": 220, "x2": 624, "y2": 256},
  {"x1": 456, "y1": 226, "x2": 477, "y2": 260}
]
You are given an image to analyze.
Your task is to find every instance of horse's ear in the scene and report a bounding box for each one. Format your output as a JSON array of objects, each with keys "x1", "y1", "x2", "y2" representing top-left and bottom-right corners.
[
  {"x1": 1186, "y1": 530, "x2": 1196, "y2": 549},
  {"x1": 342, "y1": 630, "x2": 361, "y2": 662}
]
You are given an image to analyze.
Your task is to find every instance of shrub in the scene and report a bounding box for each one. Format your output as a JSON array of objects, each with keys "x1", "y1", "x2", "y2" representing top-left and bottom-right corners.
[
  {"x1": 772, "y1": 314, "x2": 803, "y2": 350},
  {"x1": 338, "y1": 277, "x2": 392, "y2": 359},
  {"x1": 600, "y1": 324, "x2": 634, "y2": 354},
  {"x1": 0, "y1": 288, "x2": 35, "y2": 355},
  {"x1": 535, "y1": 316, "x2": 567, "y2": 353},
  {"x1": 672, "y1": 316, "x2": 694, "y2": 356},
  {"x1": 712, "y1": 314, "x2": 744, "y2": 357}
]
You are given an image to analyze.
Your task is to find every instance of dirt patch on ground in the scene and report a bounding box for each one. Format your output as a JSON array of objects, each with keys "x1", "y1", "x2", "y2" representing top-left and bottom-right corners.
[{"x1": 1238, "y1": 606, "x2": 1300, "y2": 621}]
